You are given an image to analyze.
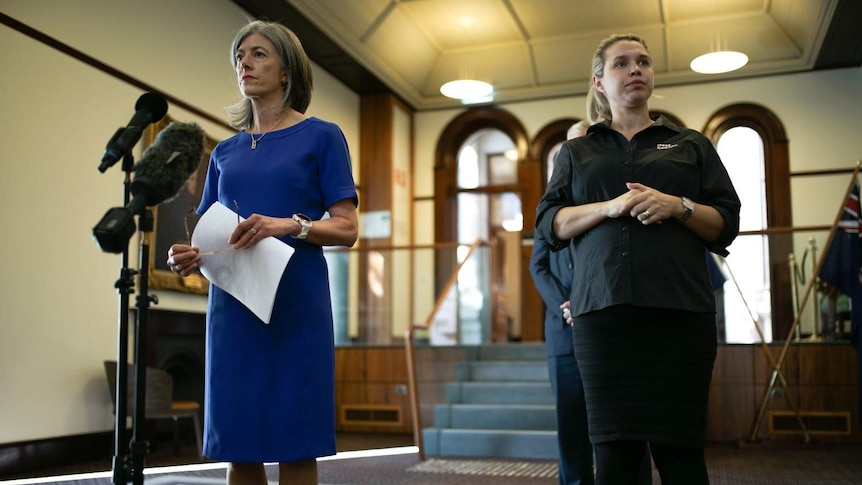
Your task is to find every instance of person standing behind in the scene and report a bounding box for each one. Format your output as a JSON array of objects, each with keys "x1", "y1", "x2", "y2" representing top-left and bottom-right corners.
[
  {"x1": 167, "y1": 20, "x2": 358, "y2": 485},
  {"x1": 530, "y1": 121, "x2": 594, "y2": 485},
  {"x1": 535, "y1": 34, "x2": 740, "y2": 485},
  {"x1": 531, "y1": 121, "x2": 651, "y2": 485}
]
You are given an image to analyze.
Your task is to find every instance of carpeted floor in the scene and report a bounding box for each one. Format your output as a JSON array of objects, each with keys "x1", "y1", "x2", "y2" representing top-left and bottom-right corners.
[{"x1": 3, "y1": 443, "x2": 862, "y2": 485}]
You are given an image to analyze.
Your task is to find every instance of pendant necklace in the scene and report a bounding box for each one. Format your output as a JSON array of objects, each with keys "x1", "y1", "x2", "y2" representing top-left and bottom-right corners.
[{"x1": 250, "y1": 112, "x2": 287, "y2": 150}]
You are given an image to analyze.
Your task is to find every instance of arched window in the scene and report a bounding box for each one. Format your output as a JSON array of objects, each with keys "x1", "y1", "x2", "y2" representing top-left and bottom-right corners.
[
  {"x1": 716, "y1": 127, "x2": 770, "y2": 342},
  {"x1": 533, "y1": 118, "x2": 577, "y2": 188},
  {"x1": 702, "y1": 103, "x2": 792, "y2": 341},
  {"x1": 435, "y1": 107, "x2": 534, "y2": 340}
]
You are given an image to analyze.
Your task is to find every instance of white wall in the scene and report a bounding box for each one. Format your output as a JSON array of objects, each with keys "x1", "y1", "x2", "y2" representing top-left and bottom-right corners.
[{"x1": 0, "y1": 0, "x2": 359, "y2": 444}]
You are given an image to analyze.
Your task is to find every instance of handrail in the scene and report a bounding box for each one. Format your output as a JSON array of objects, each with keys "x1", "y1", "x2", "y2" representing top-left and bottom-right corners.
[
  {"x1": 325, "y1": 241, "x2": 463, "y2": 252},
  {"x1": 738, "y1": 225, "x2": 831, "y2": 236},
  {"x1": 405, "y1": 237, "x2": 486, "y2": 460}
]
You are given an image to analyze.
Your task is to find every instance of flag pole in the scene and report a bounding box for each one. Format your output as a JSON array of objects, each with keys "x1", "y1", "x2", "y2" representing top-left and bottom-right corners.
[
  {"x1": 717, "y1": 254, "x2": 810, "y2": 442},
  {"x1": 748, "y1": 161, "x2": 861, "y2": 442}
]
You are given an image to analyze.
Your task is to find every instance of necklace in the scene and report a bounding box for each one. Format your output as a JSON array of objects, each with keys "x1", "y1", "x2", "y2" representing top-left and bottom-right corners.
[{"x1": 250, "y1": 112, "x2": 287, "y2": 150}]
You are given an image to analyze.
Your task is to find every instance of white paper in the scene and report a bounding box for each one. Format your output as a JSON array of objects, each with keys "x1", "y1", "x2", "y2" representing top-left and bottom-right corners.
[{"x1": 191, "y1": 201, "x2": 294, "y2": 324}]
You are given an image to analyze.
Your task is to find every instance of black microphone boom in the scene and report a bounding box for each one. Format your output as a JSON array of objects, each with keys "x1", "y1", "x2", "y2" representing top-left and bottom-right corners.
[
  {"x1": 93, "y1": 121, "x2": 205, "y2": 253},
  {"x1": 98, "y1": 92, "x2": 169, "y2": 173}
]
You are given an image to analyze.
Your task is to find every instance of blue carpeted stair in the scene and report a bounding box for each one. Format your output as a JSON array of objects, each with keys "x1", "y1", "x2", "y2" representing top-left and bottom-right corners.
[{"x1": 423, "y1": 343, "x2": 559, "y2": 459}]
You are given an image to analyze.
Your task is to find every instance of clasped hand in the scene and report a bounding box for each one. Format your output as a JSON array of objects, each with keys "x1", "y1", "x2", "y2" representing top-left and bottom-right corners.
[{"x1": 607, "y1": 182, "x2": 676, "y2": 225}]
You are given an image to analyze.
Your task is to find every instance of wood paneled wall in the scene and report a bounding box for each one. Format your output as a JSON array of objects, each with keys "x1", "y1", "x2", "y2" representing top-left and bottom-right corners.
[
  {"x1": 337, "y1": 343, "x2": 860, "y2": 444},
  {"x1": 334, "y1": 346, "x2": 467, "y2": 433}
]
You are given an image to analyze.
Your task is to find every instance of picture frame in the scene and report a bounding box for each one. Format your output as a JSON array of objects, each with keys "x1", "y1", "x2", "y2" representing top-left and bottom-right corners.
[{"x1": 144, "y1": 116, "x2": 218, "y2": 295}]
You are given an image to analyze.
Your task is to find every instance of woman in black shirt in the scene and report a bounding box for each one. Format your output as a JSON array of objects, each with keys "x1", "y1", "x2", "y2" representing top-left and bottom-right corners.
[{"x1": 535, "y1": 34, "x2": 740, "y2": 485}]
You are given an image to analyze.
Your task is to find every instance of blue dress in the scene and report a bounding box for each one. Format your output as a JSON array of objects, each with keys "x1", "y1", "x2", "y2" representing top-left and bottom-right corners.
[{"x1": 196, "y1": 117, "x2": 358, "y2": 462}]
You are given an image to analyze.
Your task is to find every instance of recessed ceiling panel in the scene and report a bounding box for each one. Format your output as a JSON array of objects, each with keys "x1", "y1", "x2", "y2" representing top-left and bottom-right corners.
[
  {"x1": 532, "y1": 37, "x2": 596, "y2": 86},
  {"x1": 306, "y1": 0, "x2": 393, "y2": 40},
  {"x1": 364, "y1": 7, "x2": 440, "y2": 94},
  {"x1": 427, "y1": 44, "x2": 533, "y2": 95},
  {"x1": 769, "y1": 0, "x2": 832, "y2": 51},
  {"x1": 670, "y1": 14, "x2": 805, "y2": 72},
  {"x1": 401, "y1": 0, "x2": 523, "y2": 50},
  {"x1": 665, "y1": 0, "x2": 765, "y2": 22},
  {"x1": 510, "y1": 0, "x2": 663, "y2": 38}
]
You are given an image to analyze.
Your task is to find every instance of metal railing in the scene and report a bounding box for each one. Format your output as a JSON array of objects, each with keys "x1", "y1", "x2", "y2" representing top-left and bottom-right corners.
[{"x1": 403, "y1": 238, "x2": 487, "y2": 459}]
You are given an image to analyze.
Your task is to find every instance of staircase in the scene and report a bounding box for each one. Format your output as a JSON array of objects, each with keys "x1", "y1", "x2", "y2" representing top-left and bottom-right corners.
[{"x1": 422, "y1": 343, "x2": 559, "y2": 459}]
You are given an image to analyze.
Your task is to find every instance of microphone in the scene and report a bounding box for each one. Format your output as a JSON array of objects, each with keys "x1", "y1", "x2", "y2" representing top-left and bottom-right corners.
[
  {"x1": 93, "y1": 121, "x2": 204, "y2": 253},
  {"x1": 127, "y1": 121, "x2": 206, "y2": 213},
  {"x1": 98, "y1": 92, "x2": 169, "y2": 173}
]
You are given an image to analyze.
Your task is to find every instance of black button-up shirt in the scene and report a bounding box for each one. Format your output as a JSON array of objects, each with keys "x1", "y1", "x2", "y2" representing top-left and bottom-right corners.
[{"x1": 535, "y1": 117, "x2": 741, "y2": 318}]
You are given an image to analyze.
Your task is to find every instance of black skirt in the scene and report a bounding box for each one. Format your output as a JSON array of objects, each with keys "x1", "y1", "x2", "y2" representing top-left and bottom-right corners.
[{"x1": 573, "y1": 305, "x2": 717, "y2": 447}]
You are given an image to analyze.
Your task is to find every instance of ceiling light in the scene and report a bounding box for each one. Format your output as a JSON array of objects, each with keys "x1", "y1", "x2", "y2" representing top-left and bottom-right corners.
[
  {"x1": 440, "y1": 79, "x2": 494, "y2": 101},
  {"x1": 690, "y1": 51, "x2": 749, "y2": 74}
]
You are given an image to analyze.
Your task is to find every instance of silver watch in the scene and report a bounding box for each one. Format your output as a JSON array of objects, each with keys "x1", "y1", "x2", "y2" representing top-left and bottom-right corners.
[
  {"x1": 679, "y1": 197, "x2": 694, "y2": 224},
  {"x1": 292, "y1": 213, "x2": 312, "y2": 239}
]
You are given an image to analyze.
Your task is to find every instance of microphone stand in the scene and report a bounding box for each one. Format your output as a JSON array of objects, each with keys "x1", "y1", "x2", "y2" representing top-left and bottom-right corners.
[
  {"x1": 130, "y1": 208, "x2": 158, "y2": 485},
  {"x1": 110, "y1": 149, "x2": 135, "y2": 485},
  {"x1": 108, "y1": 137, "x2": 158, "y2": 485}
]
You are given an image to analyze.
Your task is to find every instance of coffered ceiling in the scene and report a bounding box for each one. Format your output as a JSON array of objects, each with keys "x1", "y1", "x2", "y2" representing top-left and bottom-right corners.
[{"x1": 232, "y1": 0, "x2": 862, "y2": 111}]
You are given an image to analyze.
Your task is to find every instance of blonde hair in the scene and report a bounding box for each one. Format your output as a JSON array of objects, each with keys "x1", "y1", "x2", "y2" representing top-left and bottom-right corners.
[
  {"x1": 586, "y1": 34, "x2": 649, "y2": 125},
  {"x1": 226, "y1": 20, "x2": 314, "y2": 130}
]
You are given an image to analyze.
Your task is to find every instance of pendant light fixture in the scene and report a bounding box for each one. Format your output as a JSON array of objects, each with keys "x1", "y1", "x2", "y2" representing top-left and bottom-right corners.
[
  {"x1": 440, "y1": 79, "x2": 494, "y2": 104},
  {"x1": 690, "y1": 2, "x2": 749, "y2": 75},
  {"x1": 690, "y1": 50, "x2": 748, "y2": 74}
]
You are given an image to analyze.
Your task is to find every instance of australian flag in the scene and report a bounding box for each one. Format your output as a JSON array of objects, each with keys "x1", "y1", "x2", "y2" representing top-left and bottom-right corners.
[{"x1": 818, "y1": 177, "x2": 861, "y2": 423}]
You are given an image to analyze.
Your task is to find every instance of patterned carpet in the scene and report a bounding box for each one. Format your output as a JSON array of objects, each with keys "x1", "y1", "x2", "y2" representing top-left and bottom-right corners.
[{"x1": 3, "y1": 444, "x2": 861, "y2": 485}]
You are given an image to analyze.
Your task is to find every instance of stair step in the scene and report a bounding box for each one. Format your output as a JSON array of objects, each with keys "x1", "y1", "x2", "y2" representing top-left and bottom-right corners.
[
  {"x1": 468, "y1": 343, "x2": 546, "y2": 362},
  {"x1": 455, "y1": 360, "x2": 549, "y2": 382},
  {"x1": 421, "y1": 344, "x2": 555, "y2": 461},
  {"x1": 446, "y1": 381, "x2": 554, "y2": 405},
  {"x1": 423, "y1": 428, "x2": 558, "y2": 459},
  {"x1": 433, "y1": 403, "x2": 556, "y2": 430}
]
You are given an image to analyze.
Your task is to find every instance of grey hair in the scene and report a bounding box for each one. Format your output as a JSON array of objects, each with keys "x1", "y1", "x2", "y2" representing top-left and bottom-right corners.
[
  {"x1": 567, "y1": 120, "x2": 591, "y2": 140},
  {"x1": 585, "y1": 34, "x2": 649, "y2": 125},
  {"x1": 226, "y1": 20, "x2": 313, "y2": 130}
]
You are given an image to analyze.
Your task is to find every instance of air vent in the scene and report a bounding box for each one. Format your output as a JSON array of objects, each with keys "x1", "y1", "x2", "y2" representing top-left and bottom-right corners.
[
  {"x1": 767, "y1": 411, "x2": 851, "y2": 435},
  {"x1": 341, "y1": 404, "x2": 402, "y2": 426}
]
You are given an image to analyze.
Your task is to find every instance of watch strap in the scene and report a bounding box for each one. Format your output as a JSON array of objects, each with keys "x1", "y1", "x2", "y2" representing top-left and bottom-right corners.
[
  {"x1": 679, "y1": 197, "x2": 694, "y2": 224},
  {"x1": 292, "y1": 213, "x2": 312, "y2": 239}
]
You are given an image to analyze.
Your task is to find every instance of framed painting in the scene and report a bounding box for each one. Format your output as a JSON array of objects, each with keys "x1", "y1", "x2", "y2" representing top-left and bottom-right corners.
[{"x1": 144, "y1": 116, "x2": 218, "y2": 295}]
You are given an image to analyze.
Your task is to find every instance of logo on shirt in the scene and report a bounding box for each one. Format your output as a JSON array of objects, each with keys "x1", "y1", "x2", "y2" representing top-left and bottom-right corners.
[{"x1": 656, "y1": 143, "x2": 678, "y2": 150}]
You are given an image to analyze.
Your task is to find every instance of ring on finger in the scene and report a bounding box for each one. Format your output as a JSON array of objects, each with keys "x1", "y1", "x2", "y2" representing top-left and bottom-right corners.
[
  {"x1": 642, "y1": 209, "x2": 651, "y2": 218},
  {"x1": 250, "y1": 227, "x2": 258, "y2": 235}
]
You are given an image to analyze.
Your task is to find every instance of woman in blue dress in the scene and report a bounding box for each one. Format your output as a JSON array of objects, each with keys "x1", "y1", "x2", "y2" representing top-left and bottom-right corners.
[{"x1": 167, "y1": 20, "x2": 358, "y2": 485}]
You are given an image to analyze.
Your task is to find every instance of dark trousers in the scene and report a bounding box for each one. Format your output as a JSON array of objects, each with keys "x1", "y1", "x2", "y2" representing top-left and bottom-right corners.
[
  {"x1": 548, "y1": 353, "x2": 594, "y2": 485},
  {"x1": 594, "y1": 441, "x2": 707, "y2": 485}
]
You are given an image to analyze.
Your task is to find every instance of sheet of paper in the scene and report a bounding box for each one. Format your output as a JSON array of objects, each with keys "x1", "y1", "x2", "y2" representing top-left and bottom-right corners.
[{"x1": 191, "y1": 201, "x2": 294, "y2": 324}]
